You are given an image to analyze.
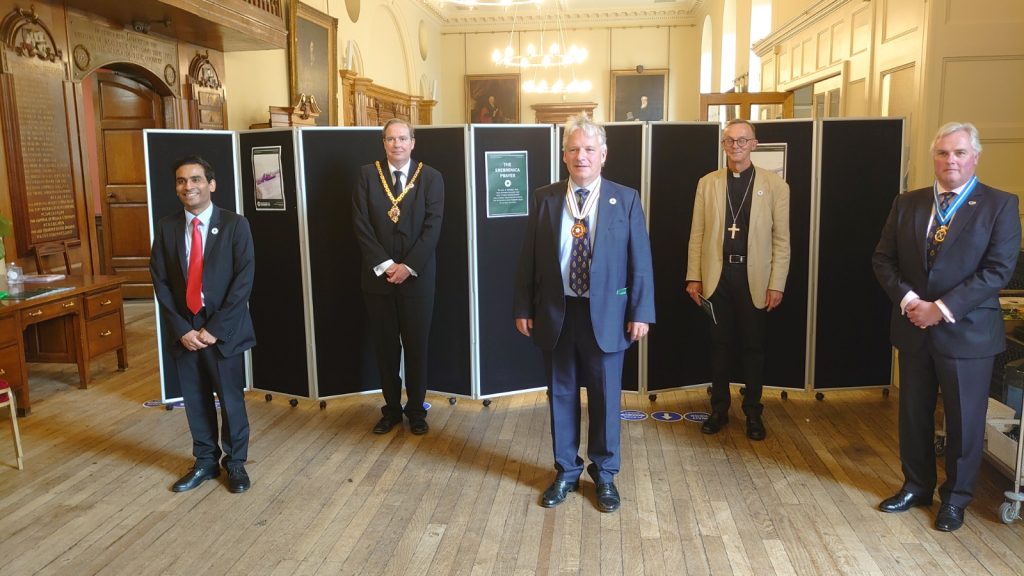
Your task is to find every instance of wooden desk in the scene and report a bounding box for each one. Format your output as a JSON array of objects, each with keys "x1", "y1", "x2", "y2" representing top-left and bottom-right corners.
[{"x1": 0, "y1": 275, "x2": 128, "y2": 416}]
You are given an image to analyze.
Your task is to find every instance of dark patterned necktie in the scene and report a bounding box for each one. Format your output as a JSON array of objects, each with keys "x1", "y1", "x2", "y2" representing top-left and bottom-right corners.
[
  {"x1": 927, "y1": 192, "x2": 953, "y2": 270},
  {"x1": 393, "y1": 170, "x2": 402, "y2": 191},
  {"x1": 569, "y1": 188, "x2": 591, "y2": 296}
]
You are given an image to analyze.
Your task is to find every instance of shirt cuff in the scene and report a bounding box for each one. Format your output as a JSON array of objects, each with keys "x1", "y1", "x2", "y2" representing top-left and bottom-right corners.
[
  {"x1": 373, "y1": 259, "x2": 395, "y2": 277},
  {"x1": 935, "y1": 299, "x2": 955, "y2": 323},
  {"x1": 899, "y1": 291, "x2": 919, "y2": 314},
  {"x1": 404, "y1": 264, "x2": 418, "y2": 277}
]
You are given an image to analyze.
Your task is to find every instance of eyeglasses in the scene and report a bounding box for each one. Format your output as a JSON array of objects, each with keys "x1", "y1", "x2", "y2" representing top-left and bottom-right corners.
[
  {"x1": 384, "y1": 135, "x2": 412, "y2": 144},
  {"x1": 721, "y1": 137, "x2": 753, "y2": 148}
]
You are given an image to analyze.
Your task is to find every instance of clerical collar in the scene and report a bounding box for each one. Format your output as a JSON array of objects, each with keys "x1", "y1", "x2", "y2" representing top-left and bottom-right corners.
[{"x1": 730, "y1": 164, "x2": 754, "y2": 178}]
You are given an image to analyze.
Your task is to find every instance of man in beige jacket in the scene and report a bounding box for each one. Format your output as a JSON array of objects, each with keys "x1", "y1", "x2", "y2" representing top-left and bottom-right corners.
[{"x1": 685, "y1": 119, "x2": 790, "y2": 440}]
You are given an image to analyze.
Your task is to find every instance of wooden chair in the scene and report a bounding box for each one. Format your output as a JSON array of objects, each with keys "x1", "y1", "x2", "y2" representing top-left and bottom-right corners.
[
  {"x1": 32, "y1": 240, "x2": 73, "y2": 274},
  {"x1": 0, "y1": 379, "x2": 24, "y2": 470}
]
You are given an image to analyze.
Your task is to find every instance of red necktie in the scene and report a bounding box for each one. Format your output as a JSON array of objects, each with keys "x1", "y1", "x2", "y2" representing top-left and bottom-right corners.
[{"x1": 187, "y1": 218, "x2": 204, "y2": 314}]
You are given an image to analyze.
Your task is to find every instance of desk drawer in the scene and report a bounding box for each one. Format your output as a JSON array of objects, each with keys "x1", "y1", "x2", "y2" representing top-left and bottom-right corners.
[
  {"x1": 0, "y1": 342, "x2": 24, "y2": 387},
  {"x1": 20, "y1": 296, "x2": 82, "y2": 325},
  {"x1": 87, "y1": 311, "x2": 124, "y2": 358},
  {"x1": 0, "y1": 314, "x2": 17, "y2": 346},
  {"x1": 85, "y1": 288, "x2": 123, "y2": 320}
]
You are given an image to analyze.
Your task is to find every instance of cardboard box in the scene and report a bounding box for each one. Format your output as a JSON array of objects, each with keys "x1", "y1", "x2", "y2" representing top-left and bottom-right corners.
[
  {"x1": 986, "y1": 423, "x2": 1018, "y2": 470},
  {"x1": 987, "y1": 397, "x2": 1017, "y2": 433}
]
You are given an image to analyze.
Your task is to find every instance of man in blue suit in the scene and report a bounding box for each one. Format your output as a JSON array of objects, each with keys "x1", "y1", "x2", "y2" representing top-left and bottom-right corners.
[
  {"x1": 514, "y1": 115, "x2": 655, "y2": 512},
  {"x1": 151, "y1": 155, "x2": 257, "y2": 494},
  {"x1": 873, "y1": 122, "x2": 1021, "y2": 531}
]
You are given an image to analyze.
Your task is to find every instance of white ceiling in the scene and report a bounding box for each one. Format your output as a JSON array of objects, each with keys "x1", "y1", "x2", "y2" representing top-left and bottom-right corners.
[{"x1": 420, "y1": 0, "x2": 704, "y2": 26}]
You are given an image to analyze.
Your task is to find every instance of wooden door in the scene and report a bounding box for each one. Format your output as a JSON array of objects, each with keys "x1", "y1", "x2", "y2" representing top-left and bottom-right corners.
[{"x1": 93, "y1": 71, "x2": 164, "y2": 298}]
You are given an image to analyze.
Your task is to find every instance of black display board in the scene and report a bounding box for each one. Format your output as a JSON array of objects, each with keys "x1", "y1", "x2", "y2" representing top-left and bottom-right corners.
[
  {"x1": 750, "y1": 120, "x2": 812, "y2": 391},
  {"x1": 405, "y1": 126, "x2": 472, "y2": 397},
  {"x1": 238, "y1": 129, "x2": 310, "y2": 398},
  {"x1": 300, "y1": 128, "x2": 383, "y2": 397},
  {"x1": 813, "y1": 118, "x2": 902, "y2": 389},
  {"x1": 473, "y1": 125, "x2": 553, "y2": 397},
  {"x1": 557, "y1": 122, "x2": 645, "y2": 392},
  {"x1": 646, "y1": 123, "x2": 721, "y2": 392},
  {"x1": 145, "y1": 130, "x2": 240, "y2": 402}
]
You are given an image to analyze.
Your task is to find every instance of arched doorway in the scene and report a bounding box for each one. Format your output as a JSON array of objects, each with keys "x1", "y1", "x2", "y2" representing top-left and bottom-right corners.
[{"x1": 83, "y1": 65, "x2": 174, "y2": 297}]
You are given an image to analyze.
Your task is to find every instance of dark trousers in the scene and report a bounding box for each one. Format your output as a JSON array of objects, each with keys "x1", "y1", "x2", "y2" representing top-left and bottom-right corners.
[
  {"x1": 898, "y1": 350, "x2": 992, "y2": 508},
  {"x1": 708, "y1": 264, "x2": 767, "y2": 416},
  {"x1": 364, "y1": 292, "x2": 433, "y2": 420},
  {"x1": 543, "y1": 297, "x2": 625, "y2": 485},
  {"x1": 175, "y1": 310, "x2": 249, "y2": 468}
]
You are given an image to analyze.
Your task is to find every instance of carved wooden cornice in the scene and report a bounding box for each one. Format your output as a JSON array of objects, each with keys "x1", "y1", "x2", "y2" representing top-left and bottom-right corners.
[{"x1": 188, "y1": 51, "x2": 222, "y2": 90}]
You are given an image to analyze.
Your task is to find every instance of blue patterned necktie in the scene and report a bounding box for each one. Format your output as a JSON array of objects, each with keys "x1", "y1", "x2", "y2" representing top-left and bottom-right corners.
[
  {"x1": 569, "y1": 188, "x2": 591, "y2": 296},
  {"x1": 927, "y1": 192, "x2": 953, "y2": 270}
]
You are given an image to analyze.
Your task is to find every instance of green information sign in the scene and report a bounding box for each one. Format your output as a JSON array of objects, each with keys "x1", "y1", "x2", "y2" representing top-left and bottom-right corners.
[{"x1": 485, "y1": 151, "x2": 529, "y2": 218}]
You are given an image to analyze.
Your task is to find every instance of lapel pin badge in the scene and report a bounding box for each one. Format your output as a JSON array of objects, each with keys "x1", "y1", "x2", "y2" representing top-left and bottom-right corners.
[
  {"x1": 757, "y1": 190, "x2": 764, "y2": 196},
  {"x1": 609, "y1": 198, "x2": 617, "y2": 205},
  {"x1": 968, "y1": 201, "x2": 977, "y2": 205},
  {"x1": 211, "y1": 227, "x2": 219, "y2": 235}
]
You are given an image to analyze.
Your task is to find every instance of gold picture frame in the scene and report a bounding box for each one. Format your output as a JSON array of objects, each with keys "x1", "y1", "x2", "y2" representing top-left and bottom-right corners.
[
  {"x1": 610, "y1": 69, "x2": 668, "y2": 122},
  {"x1": 466, "y1": 74, "x2": 520, "y2": 124},
  {"x1": 288, "y1": 2, "x2": 338, "y2": 126}
]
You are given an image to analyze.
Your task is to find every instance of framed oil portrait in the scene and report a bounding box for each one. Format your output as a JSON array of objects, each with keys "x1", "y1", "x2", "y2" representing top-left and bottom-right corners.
[
  {"x1": 288, "y1": 2, "x2": 338, "y2": 126},
  {"x1": 466, "y1": 74, "x2": 519, "y2": 124},
  {"x1": 610, "y1": 69, "x2": 668, "y2": 122}
]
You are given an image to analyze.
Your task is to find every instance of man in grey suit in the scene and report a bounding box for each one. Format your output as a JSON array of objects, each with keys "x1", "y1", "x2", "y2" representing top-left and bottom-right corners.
[
  {"x1": 873, "y1": 122, "x2": 1021, "y2": 531},
  {"x1": 151, "y1": 155, "x2": 256, "y2": 494},
  {"x1": 514, "y1": 115, "x2": 655, "y2": 512}
]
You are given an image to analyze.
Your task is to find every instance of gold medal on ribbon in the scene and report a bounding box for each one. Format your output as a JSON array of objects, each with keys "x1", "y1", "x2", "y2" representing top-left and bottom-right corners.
[
  {"x1": 375, "y1": 161, "x2": 424, "y2": 223},
  {"x1": 934, "y1": 225, "x2": 948, "y2": 243},
  {"x1": 571, "y1": 221, "x2": 587, "y2": 238}
]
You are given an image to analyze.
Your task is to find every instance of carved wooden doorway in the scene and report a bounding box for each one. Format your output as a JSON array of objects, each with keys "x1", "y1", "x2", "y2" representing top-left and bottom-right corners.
[{"x1": 91, "y1": 70, "x2": 164, "y2": 298}]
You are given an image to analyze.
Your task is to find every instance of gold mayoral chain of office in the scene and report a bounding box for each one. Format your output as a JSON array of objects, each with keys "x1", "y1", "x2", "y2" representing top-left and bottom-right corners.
[
  {"x1": 565, "y1": 182, "x2": 600, "y2": 238},
  {"x1": 376, "y1": 160, "x2": 424, "y2": 223}
]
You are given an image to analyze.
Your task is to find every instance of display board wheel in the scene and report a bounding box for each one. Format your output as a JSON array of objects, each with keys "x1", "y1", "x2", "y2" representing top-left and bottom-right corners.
[
  {"x1": 999, "y1": 501, "x2": 1019, "y2": 524},
  {"x1": 815, "y1": 392, "x2": 825, "y2": 401},
  {"x1": 706, "y1": 386, "x2": 712, "y2": 396},
  {"x1": 265, "y1": 394, "x2": 272, "y2": 402},
  {"x1": 289, "y1": 399, "x2": 298, "y2": 408},
  {"x1": 165, "y1": 404, "x2": 173, "y2": 411},
  {"x1": 781, "y1": 391, "x2": 788, "y2": 400},
  {"x1": 449, "y1": 397, "x2": 457, "y2": 405},
  {"x1": 882, "y1": 388, "x2": 890, "y2": 398},
  {"x1": 319, "y1": 401, "x2": 326, "y2": 410},
  {"x1": 483, "y1": 399, "x2": 492, "y2": 407},
  {"x1": 740, "y1": 387, "x2": 746, "y2": 396},
  {"x1": 934, "y1": 436, "x2": 946, "y2": 456},
  {"x1": 648, "y1": 394, "x2": 657, "y2": 402}
]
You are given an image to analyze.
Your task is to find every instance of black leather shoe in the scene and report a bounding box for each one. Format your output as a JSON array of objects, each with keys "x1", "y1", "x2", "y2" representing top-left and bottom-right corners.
[
  {"x1": 541, "y1": 480, "x2": 578, "y2": 508},
  {"x1": 227, "y1": 464, "x2": 251, "y2": 494},
  {"x1": 879, "y1": 490, "x2": 932, "y2": 513},
  {"x1": 373, "y1": 416, "x2": 402, "y2": 434},
  {"x1": 172, "y1": 465, "x2": 219, "y2": 492},
  {"x1": 596, "y1": 482, "x2": 621, "y2": 513},
  {"x1": 701, "y1": 411, "x2": 728, "y2": 434},
  {"x1": 935, "y1": 503, "x2": 965, "y2": 531},
  {"x1": 409, "y1": 417, "x2": 429, "y2": 435},
  {"x1": 746, "y1": 415, "x2": 766, "y2": 440}
]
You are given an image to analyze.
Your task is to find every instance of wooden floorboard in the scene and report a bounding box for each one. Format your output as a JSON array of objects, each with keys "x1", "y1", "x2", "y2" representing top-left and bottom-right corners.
[{"x1": 1, "y1": 302, "x2": 1023, "y2": 575}]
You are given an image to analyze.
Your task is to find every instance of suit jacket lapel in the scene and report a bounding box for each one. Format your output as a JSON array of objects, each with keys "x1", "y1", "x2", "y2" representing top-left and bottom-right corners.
[
  {"x1": 205, "y1": 208, "x2": 222, "y2": 260},
  {"x1": 175, "y1": 213, "x2": 188, "y2": 279}
]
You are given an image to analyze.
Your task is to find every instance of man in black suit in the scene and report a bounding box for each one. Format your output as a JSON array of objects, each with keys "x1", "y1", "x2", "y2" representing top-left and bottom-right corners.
[
  {"x1": 873, "y1": 122, "x2": 1021, "y2": 531},
  {"x1": 514, "y1": 115, "x2": 655, "y2": 512},
  {"x1": 151, "y1": 155, "x2": 256, "y2": 494},
  {"x1": 353, "y1": 119, "x2": 444, "y2": 435}
]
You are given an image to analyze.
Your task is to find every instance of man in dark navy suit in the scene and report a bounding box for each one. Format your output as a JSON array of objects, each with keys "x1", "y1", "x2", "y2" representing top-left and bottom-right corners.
[
  {"x1": 352, "y1": 119, "x2": 444, "y2": 436},
  {"x1": 151, "y1": 155, "x2": 257, "y2": 494},
  {"x1": 873, "y1": 122, "x2": 1021, "y2": 531},
  {"x1": 514, "y1": 115, "x2": 655, "y2": 512}
]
